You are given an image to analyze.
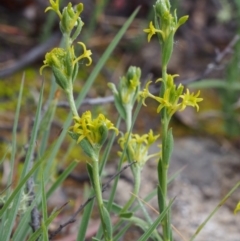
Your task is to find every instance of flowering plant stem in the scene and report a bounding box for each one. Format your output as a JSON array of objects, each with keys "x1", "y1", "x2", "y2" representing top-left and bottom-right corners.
[
  {"x1": 66, "y1": 84, "x2": 78, "y2": 117},
  {"x1": 92, "y1": 157, "x2": 112, "y2": 241},
  {"x1": 121, "y1": 165, "x2": 141, "y2": 213},
  {"x1": 160, "y1": 64, "x2": 172, "y2": 240}
]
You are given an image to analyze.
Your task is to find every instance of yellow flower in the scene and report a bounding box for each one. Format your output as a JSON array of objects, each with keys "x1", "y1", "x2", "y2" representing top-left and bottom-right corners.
[
  {"x1": 69, "y1": 111, "x2": 118, "y2": 146},
  {"x1": 140, "y1": 75, "x2": 203, "y2": 116},
  {"x1": 143, "y1": 21, "x2": 164, "y2": 42},
  {"x1": 73, "y1": 42, "x2": 92, "y2": 66},
  {"x1": 139, "y1": 80, "x2": 155, "y2": 106},
  {"x1": 45, "y1": 0, "x2": 62, "y2": 19},
  {"x1": 40, "y1": 48, "x2": 67, "y2": 74},
  {"x1": 180, "y1": 89, "x2": 203, "y2": 111},
  {"x1": 118, "y1": 130, "x2": 160, "y2": 167}
]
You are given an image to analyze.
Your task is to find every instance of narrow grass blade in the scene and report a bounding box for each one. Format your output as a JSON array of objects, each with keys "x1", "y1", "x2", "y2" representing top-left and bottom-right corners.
[
  {"x1": 75, "y1": 7, "x2": 140, "y2": 108},
  {"x1": 46, "y1": 160, "x2": 78, "y2": 199},
  {"x1": 107, "y1": 101, "x2": 142, "y2": 212},
  {"x1": 28, "y1": 206, "x2": 63, "y2": 241},
  {"x1": 138, "y1": 199, "x2": 174, "y2": 241},
  {"x1": 12, "y1": 210, "x2": 31, "y2": 240},
  {"x1": 99, "y1": 117, "x2": 121, "y2": 175},
  {"x1": 0, "y1": 143, "x2": 11, "y2": 166},
  {"x1": 189, "y1": 181, "x2": 240, "y2": 241},
  {"x1": 76, "y1": 189, "x2": 95, "y2": 241},
  {"x1": 0, "y1": 139, "x2": 59, "y2": 219},
  {"x1": 7, "y1": 73, "x2": 25, "y2": 187},
  {"x1": 41, "y1": 165, "x2": 49, "y2": 241},
  {"x1": 188, "y1": 79, "x2": 240, "y2": 90},
  {"x1": 112, "y1": 223, "x2": 132, "y2": 241},
  {"x1": 1, "y1": 80, "x2": 44, "y2": 241},
  {"x1": 39, "y1": 93, "x2": 58, "y2": 155},
  {"x1": 41, "y1": 222, "x2": 49, "y2": 241},
  {"x1": 0, "y1": 151, "x2": 46, "y2": 218}
]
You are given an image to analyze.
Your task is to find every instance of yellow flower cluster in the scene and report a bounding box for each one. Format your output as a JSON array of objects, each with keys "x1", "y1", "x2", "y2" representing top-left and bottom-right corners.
[
  {"x1": 70, "y1": 111, "x2": 118, "y2": 146},
  {"x1": 143, "y1": 21, "x2": 164, "y2": 43},
  {"x1": 40, "y1": 42, "x2": 92, "y2": 74},
  {"x1": 143, "y1": 17, "x2": 188, "y2": 43},
  {"x1": 140, "y1": 75, "x2": 203, "y2": 117},
  {"x1": 118, "y1": 130, "x2": 160, "y2": 167}
]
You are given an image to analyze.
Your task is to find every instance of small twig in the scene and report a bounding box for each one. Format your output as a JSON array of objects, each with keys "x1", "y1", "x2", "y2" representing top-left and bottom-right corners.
[
  {"x1": 182, "y1": 34, "x2": 240, "y2": 85},
  {"x1": 0, "y1": 32, "x2": 60, "y2": 79},
  {"x1": 57, "y1": 95, "x2": 114, "y2": 108},
  {"x1": 49, "y1": 161, "x2": 136, "y2": 240}
]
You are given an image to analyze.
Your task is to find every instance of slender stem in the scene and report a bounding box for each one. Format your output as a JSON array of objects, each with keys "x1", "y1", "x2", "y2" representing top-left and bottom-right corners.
[
  {"x1": 125, "y1": 104, "x2": 132, "y2": 132},
  {"x1": 121, "y1": 165, "x2": 141, "y2": 213},
  {"x1": 160, "y1": 64, "x2": 172, "y2": 241},
  {"x1": 92, "y1": 158, "x2": 111, "y2": 241},
  {"x1": 66, "y1": 83, "x2": 78, "y2": 117},
  {"x1": 92, "y1": 159, "x2": 104, "y2": 208}
]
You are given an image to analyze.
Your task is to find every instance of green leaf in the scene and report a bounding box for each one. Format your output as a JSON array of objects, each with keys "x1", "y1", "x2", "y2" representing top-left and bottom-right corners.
[
  {"x1": 177, "y1": 15, "x2": 189, "y2": 27},
  {"x1": 162, "y1": 32, "x2": 174, "y2": 66},
  {"x1": 157, "y1": 158, "x2": 162, "y2": 186},
  {"x1": 138, "y1": 199, "x2": 174, "y2": 241},
  {"x1": 76, "y1": 189, "x2": 95, "y2": 241},
  {"x1": 163, "y1": 128, "x2": 174, "y2": 165},
  {"x1": 42, "y1": 221, "x2": 49, "y2": 241},
  {"x1": 41, "y1": 165, "x2": 49, "y2": 241},
  {"x1": 52, "y1": 66, "x2": 68, "y2": 90},
  {"x1": 72, "y1": 61, "x2": 79, "y2": 83},
  {"x1": 113, "y1": 223, "x2": 132, "y2": 241},
  {"x1": 86, "y1": 162, "x2": 94, "y2": 187},
  {"x1": 101, "y1": 205, "x2": 113, "y2": 240},
  {"x1": 119, "y1": 211, "x2": 133, "y2": 219},
  {"x1": 28, "y1": 207, "x2": 63, "y2": 241},
  {"x1": 98, "y1": 124, "x2": 109, "y2": 146},
  {"x1": 92, "y1": 238, "x2": 101, "y2": 241},
  {"x1": 113, "y1": 95, "x2": 127, "y2": 120},
  {"x1": 68, "y1": 131, "x2": 96, "y2": 159},
  {"x1": 0, "y1": 78, "x2": 44, "y2": 241},
  {"x1": 46, "y1": 161, "x2": 78, "y2": 199},
  {"x1": 157, "y1": 184, "x2": 164, "y2": 213},
  {"x1": 188, "y1": 79, "x2": 240, "y2": 90},
  {"x1": 234, "y1": 201, "x2": 240, "y2": 215},
  {"x1": 39, "y1": 94, "x2": 58, "y2": 155}
]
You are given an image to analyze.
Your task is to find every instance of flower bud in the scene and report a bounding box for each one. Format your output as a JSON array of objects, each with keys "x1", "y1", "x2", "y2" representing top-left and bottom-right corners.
[
  {"x1": 155, "y1": 0, "x2": 170, "y2": 19},
  {"x1": 60, "y1": 3, "x2": 84, "y2": 34},
  {"x1": 40, "y1": 48, "x2": 71, "y2": 90}
]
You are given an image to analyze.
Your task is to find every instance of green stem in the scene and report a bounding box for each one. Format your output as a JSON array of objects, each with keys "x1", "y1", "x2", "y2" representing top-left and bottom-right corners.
[
  {"x1": 125, "y1": 104, "x2": 132, "y2": 132},
  {"x1": 160, "y1": 64, "x2": 172, "y2": 241},
  {"x1": 92, "y1": 158, "x2": 112, "y2": 241},
  {"x1": 121, "y1": 165, "x2": 141, "y2": 213},
  {"x1": 66, "y1": 83, "x2": 78, "y2": 117}
]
